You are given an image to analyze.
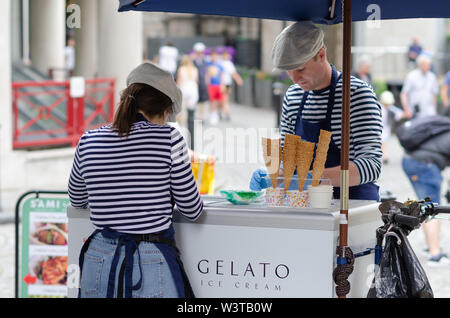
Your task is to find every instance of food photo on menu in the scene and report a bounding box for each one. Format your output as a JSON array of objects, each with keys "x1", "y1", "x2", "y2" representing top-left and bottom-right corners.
[
  {"x1": 30, "y1": 256, "x2": 69, "y2": 286},
  {"x1": 30, "y1": 222, "x2": 68, "y2": 246}
]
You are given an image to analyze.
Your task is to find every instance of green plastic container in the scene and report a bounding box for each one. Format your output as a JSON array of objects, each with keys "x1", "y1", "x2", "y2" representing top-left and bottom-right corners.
[{"x1": 220, "y1": 190, "x2": 263, "y2": 205}]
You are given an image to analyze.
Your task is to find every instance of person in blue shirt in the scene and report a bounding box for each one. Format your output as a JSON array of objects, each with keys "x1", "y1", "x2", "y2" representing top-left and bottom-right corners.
[
  {"x1": 408, "y1": 36, "x2": 422, "y2": 66},
  {"x1": 400, "y1": 117, "x2": 450, "y2": 266},
  {"x1": 205, "y1": 50, "x2": 225, "y2": 125}
]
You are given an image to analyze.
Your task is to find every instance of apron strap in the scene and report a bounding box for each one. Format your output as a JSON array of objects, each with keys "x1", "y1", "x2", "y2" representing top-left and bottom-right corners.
[
  {"x1": 78, "y1": 229, "x2": 100, "y2": 298},
  {"x1": 100, "y1": 228, "x2": 143, "y2": 298},
  {"x1": 78, "y1": 227, "x2": 143, "y2": 298},
  {"x1": 294, "y1": 64, "x2": 340, "y2": 134},
  {"x1": 325, "y1": 65, "x2": 340, "y2": 125},
  {"x1": 294, "y1": 91, "x2": 309, "y2": 133}
]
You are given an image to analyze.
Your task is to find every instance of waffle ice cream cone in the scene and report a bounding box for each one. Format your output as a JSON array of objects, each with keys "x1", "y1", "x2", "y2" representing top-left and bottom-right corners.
[
  {"x1": 318, "y1": 129, "x2": 332, "y2": 150},
  {"x1": 296, "y1": 140, "x2": 315, "y2": 191},
  {"x1": 283, "y1": 134, "x2": 301, "y2": 191},
  {"x1": 311, "y1": 129, "x2": 332, "y2": 186},
  {"x1": 262, "y1": 137, "x2": 281, "y2": 188}
]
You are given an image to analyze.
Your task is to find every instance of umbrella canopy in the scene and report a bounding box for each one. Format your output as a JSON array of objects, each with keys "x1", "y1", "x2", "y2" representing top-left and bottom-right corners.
[{"x1": 119, "y1": 0, "x2": 450, "y2": 23}]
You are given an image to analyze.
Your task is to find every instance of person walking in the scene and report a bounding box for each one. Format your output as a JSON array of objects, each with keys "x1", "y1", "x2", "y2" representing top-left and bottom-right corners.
[
  {"x1": 220, "y1": 50, "x2": 243, "y2": 121},
  {"x1": 440, "y1": 70, "x2": 450, "y2": 116},
  {"x1": 64, "y1": 37, "x2": 76, "y2": 78},
  {"x1": 158, "y1": 41, "x2": 179, "y2": 77},
  {"x1": 68, "y1": 62, "x2": 204, "y2": 298},
  {"x1": 399, "y1": 115, "x2": 450, "y2": 266},
  {"x1": 351, "y1": 55, "x2": 372, "y2": 87},
  {"x1": 192, "y1": 42, "x2": 209, "y2": 121},
  {"x1": 379, "y1": 90, "x2": 404, "y2": 164},
  {"x1": 176, "y1": 55, "x2": 199, "y2": 124},
  {"x1": 205, "y1": 50, "x2": 225, "y2": 125},
  {"x1": 177, "y1": 55, "x2": 199, "y2": 147},
  {"x1": 400, "y1": 54, "x2": 439, "y2": 119},
  {"x1": 408, "y1": 36, "x2": 423, "y2": 67},
  {"x1": 251, "y1": 21, "x2": 383, "y2": 201}
]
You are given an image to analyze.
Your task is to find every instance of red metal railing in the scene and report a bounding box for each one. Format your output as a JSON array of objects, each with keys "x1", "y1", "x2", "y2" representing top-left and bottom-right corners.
[{"x1": 12, "y1": 78, "x2": 115, "y2": 149}]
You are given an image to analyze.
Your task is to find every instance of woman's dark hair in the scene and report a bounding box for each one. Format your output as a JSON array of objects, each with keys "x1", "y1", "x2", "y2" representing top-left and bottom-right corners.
[{"x1": 113, "y1": 83, "x2": 173, "y2": 137}]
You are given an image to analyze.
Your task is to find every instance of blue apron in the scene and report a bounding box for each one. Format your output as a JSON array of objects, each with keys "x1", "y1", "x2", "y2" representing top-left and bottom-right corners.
[
  {"x1": 78, "y1": 223, "x2": 194, "y2": 298},
  {"x1": 293, "y1": 64, "x2": 379, "y2": 201}
]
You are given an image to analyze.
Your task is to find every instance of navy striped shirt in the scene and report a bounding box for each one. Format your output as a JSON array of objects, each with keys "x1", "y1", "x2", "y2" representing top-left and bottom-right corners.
[
  {"x1": 281, "y1": 76, "x2": 383, "y2": 184},
  {"x1": 68, "y1": 116, "x2": 203, "y2": 234}
]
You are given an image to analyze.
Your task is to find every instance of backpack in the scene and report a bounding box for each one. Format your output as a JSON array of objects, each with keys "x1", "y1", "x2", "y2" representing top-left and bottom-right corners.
[{"x1": 396, "y1": 115, "x2": 450, "y2": 151}]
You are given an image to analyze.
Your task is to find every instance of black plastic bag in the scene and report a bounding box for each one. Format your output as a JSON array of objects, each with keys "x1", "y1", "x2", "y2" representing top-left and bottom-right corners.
[{"x1": 367, "y1": 227, "x2": 433, "y2": 298}]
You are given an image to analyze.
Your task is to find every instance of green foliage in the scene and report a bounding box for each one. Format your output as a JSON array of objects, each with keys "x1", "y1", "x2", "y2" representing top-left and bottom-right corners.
[
  {"x1": 372, "y1": 80, "x2": 387, "y2": 98},
  {"x1": 237, "y1": 66, "x2": 252, "y2": 79},
  {"x1": 255, "y1": 70, "x2": 273, "y2": 81}
]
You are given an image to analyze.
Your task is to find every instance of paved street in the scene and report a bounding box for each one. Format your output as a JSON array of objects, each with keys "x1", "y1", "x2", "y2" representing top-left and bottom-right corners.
[{"x1": 0, "y1": 101, "x2": 449, "y2": 298}]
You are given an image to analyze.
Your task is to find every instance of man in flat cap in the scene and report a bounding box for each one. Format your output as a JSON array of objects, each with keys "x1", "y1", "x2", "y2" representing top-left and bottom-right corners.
[{"x1": 252, "y1": 21, "x2": 383, "y2": 201}]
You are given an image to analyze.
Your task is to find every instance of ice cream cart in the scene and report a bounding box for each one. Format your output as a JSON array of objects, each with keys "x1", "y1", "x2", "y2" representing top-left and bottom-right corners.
[{"x1": 67, "y1": 196, "x2": 381, "y2": 298}]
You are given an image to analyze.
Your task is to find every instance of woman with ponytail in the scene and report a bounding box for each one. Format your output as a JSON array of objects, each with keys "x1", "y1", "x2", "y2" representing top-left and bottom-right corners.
[{"x1": 68, "y1": 63, "x2": 203, "y2": 298}]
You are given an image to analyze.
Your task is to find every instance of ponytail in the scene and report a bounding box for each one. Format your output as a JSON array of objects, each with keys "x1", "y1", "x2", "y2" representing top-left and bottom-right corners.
[
  {"x1": 112, "y1": 83, "x2": 173, "y2": 138},
  {"x1": 113, "y1": 87, "x2": 139, "y2": 137}
]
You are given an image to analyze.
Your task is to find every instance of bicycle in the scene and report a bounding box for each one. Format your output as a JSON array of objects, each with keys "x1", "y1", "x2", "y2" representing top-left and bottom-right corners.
[{"x1": 368, "y1": 198, "x2": 450, "y2": 298}]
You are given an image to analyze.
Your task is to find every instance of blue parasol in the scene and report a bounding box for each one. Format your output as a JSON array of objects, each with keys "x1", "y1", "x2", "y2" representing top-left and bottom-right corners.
[{"x1": 118, "y1": 0, "x2": 450, "y2": 23}]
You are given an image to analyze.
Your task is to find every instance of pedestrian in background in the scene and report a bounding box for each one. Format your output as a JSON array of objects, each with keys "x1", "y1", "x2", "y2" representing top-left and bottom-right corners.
[
  {"x1": 64, "y1": 37, "x2": 76, "y2": 78},
  {"x1": 176, "y1": 55, "x2": 199, "y2": 125},
  {"x1": 399, "y1": 116, "x2": 450, "y2": 266},
  {"x1": 158, "y1": 41, "x2": 179, "y2": 77},
  {"x1": 408, "y1": 36, "x2": 423, "y2": 68},
  {"x1": 177, "y1": 55, "x2": 199, "y2": 148},
  {"x1": 400, "y1": 54, "x2": 439, "y2": 119},
  {"x1": 379, "y1": 90, "x2": 404, "y2": 164},
  {"x1": 192, "y1": 42, "x2": 209, "y2": 121},
  {"x1": 351, "y1": 55, "x2": 373, "y2": 87},
  {"x1": 68, "y1": 62, "x2": 203, "y2": 298},
  {"x1": 440, "y1": 70, "x2": 450, "y2": 116},
  {"x1": 220, "y1": 50, "x2": 243, "y2": 121},
  {"x1": 205, "y1": 50, "x2": 225, "y2": 125}
]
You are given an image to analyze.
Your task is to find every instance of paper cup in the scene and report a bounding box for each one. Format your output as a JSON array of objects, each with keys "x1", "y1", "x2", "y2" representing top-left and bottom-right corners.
[
  {"x1": 308, "y1": 185, "x2": 333, "y2": 209},
  {"x1": 285, "y1": 190, "x2": 309, "y2": 208},
  {"x1": 265, "y1": 187, "x2": 285, "y2": 206}
]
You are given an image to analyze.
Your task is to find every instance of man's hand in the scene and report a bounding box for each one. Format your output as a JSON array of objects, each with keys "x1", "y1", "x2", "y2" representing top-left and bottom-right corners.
[{"x1": 321, "y1": 162, "x2": 361, "y2": 187}]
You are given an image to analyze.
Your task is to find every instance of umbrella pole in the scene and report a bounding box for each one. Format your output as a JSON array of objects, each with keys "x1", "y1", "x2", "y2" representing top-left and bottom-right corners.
[
  {"x1": 334, "y1": 0, "x2": 354, "y2": 299},
  {"x1": 340, "y1": 0, "x2": 351, "y2": 253}
]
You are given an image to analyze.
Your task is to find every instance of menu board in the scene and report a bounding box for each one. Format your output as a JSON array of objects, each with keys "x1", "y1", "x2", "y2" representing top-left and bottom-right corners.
[{"x1": 20, "y1": 197, "x2": 70, "y2": 298}]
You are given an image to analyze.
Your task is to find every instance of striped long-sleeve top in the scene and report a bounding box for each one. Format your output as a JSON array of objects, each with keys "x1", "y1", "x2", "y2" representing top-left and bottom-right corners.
[
  {"x1": 280, "y1": 76, "x2": 383, "y2": 184},
  {"x1": 68, "y1": 115, "x2": 203, "y2": 234}
]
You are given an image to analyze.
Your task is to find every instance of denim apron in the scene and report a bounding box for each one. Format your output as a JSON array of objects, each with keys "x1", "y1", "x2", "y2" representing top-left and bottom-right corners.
[
  {"x1": 78, "y1": 222, "x2": 194, "y2": 298},
  {"x1": 293, "y1": 64, "x2": 379, "y2": 201}
]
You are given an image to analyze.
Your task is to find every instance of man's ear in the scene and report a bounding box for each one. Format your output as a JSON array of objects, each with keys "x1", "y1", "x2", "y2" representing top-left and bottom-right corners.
[{"x1": 318, "y1": 47, "x2": 326, "y2": 62}]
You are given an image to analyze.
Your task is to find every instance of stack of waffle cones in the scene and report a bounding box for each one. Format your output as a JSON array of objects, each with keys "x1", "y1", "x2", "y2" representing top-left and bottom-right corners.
[
  {"x1": 261, "y1": 129, "x2": 332, "y2": 192},
  {"x1": 262, "y1": 137, "x2": 281, "y2": 188},
  {"x1": 311, "y1": 129, "x2": 332, "y2": 186},
  {"x1": 296, "y1": 140, "x2": 315, "y2": 191},
  {"x1": 283, "y1": 134, "x2": 301, "y2": 191}
]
